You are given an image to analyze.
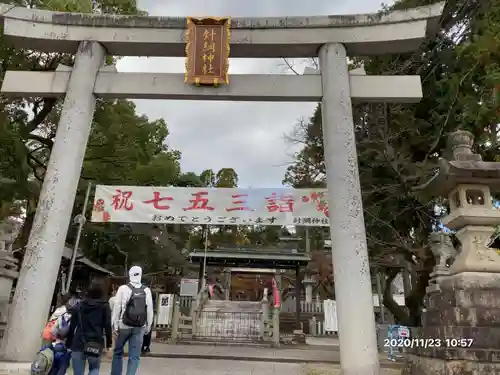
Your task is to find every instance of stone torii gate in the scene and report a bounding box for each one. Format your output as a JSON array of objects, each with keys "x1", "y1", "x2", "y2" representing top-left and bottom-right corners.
[{"x1": 0, "y1": 3, "x2": 443, "y2": 374}]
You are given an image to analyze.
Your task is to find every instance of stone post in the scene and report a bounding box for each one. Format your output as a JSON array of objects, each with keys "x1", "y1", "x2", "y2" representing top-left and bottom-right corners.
[
  {"x1": 310, "y1": 316, "x2": 317, "y2": 336},
  {"x1": 224, "y1": 270, "x2": 231, "y2": 300},
  {"x1": 303, "y1": 275, "x2": 315, "y2": 304},
  {"x1": 0, "y1": 219, "x2": 21, "y2": 329},
  {"x1": 170, "y1": 301, "x2": 180, "y2": 342},
  {"x1": 319, "y1": 42, "x2": 379, "y2": 375},
  {"x1": 315, "y1": 293, "x2": 321, "y2": 310},
  {"x1": 261, "y1": 288, "x2": 269, "y2": 321},
  {"x1": 294, "y1": 266, "x2": 302, "y2": 330},
  {"x1": 0, "y1": 41, "x2": 106, "y2": 362},
  {"x1": 0, "y1": 245, "x2": 19, "y2": 343},
  {"x1": 272, "y1": 307, "x2": 280, "y2": 347},
  {"x1": 305, "y1": 285, "x2": 312, "y2": 303},
  {"x1": 260, "y1": 292, "x2": 268, "y2": 340}
]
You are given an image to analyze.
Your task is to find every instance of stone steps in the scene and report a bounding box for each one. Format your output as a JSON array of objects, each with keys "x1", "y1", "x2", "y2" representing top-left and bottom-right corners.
[
  {"x1": 197, "y1": 300, "x2": 263, "y2": 342},
  {"x1": 203, "y1": 300, "x2": 262, "y2": 312},
  {"x1": 176, "y1": 339, "x2": 272, "y2": 347}
]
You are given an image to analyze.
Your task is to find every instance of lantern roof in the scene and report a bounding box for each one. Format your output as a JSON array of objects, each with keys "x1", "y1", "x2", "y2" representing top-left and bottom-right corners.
[{"x1": 415, "y1": 130, "x2": 500, "y2": 198}]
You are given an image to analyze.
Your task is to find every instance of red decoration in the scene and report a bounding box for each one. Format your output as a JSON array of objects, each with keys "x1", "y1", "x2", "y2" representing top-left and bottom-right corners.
[
  {"x1": 225, "y1": 194, "x2": 252, "y2": 212},
  {"x1": 143, "y1": 192, "x2": 174, "y2": 210},
  {"x1": 265, "y1": 192, "x2": 294, "y2": 213},
  {"x1": 183, "y1": 191, "x2": 215, "y2": 211},
  {"x1": 111, "y1": 189, "x2": 134, "y2": 211}
]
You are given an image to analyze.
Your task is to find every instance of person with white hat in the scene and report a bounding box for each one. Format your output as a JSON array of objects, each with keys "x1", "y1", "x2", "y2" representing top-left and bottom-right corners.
[{"x1": 110, "y1": 266, "x2": 153, "y2": 375}]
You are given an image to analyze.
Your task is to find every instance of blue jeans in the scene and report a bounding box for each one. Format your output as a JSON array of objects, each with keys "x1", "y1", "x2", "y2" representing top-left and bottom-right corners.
[
  {"x1": 111, "y1": 327, "x2": 144, "y2": 375},
  {"x1": 71, "y1": 351, "x2": 101, "y2": 375}
]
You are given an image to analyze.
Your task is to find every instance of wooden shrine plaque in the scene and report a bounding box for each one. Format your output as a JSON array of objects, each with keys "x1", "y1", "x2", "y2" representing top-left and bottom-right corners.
[{"x1": 185, "y1": 17, "x2": 230, "y2": 86}]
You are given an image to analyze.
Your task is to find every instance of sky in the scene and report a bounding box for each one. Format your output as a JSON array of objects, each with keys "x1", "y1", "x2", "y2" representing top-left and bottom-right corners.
[{"x1": 117, "y1": 0, "x2": 393, "y2": 188}]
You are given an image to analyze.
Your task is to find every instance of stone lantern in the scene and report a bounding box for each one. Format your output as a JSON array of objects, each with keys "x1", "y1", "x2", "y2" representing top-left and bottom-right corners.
[
  {"x1": 404, "y1": 130, "x2": 500, "y2": 375},
  {"x1": 423, "y1": 130, "x2": 500, "y2": 275},
  {"x1": 0, "y1": 218, "x2": 20, "y2": 335},
  {"x1": 302, "y1": 274, "x2": 316, "y2": 304}
]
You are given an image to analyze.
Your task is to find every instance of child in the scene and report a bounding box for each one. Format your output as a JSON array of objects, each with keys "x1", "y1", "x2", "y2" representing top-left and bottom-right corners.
[
  {"x1": 42, "y1": 295, "x2": 73, "y2": 345},
  {"x1": 31, "y1": 334, "x2": 70, "y2": 375},
  {"x1": 35, "y1": 295, "x2": 73, "y2": 375}
]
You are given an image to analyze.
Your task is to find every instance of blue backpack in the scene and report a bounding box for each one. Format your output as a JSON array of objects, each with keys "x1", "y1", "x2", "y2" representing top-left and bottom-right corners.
[{"x1": 53, "y1": 312, "x2": 70, "y2": 339}]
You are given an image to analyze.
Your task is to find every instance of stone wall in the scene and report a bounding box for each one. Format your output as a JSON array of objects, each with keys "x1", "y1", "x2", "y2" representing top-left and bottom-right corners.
[
  {"x1": 196, "y1": 300, "x2": 262, "y2": 342},
  {"x1": 197, "y1": 312, "x2": 261, "y2": 341},
  {"x1": 404, "y1": 272, "x2": 500, "y2": 375}
]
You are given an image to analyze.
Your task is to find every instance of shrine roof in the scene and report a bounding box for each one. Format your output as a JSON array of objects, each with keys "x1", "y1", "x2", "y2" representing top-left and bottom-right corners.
[
  {"x1": 189, "y1": 248, "x2": 310, "y2": 269},
  {"x1": 62, "y1": 246, "x2": 114, "y2": 275}
]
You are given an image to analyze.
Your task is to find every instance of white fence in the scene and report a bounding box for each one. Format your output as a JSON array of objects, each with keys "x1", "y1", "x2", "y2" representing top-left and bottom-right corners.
[
  {"x1": 179, "y1": 295, "x2": 194, "y2": 310},
  {"x1": 282, "y1": 294, "x2": 405, "y2": 314},
  {"x1": 308, "y1": 316, "x2": 337, "y2": 336},
  {"x1": 281, "y1": 297, "x2": 323, "y2": 313}
]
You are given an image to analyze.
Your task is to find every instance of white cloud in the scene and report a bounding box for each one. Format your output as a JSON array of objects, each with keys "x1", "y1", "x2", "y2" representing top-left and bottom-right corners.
[{"x1": 117, "y1": 0, "x2": 392, "y2": 188}]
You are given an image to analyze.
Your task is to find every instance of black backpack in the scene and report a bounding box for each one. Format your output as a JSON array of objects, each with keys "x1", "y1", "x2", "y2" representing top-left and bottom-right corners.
[{"x1": 122, "y1": 283, "x2": 147, "y2": 327}]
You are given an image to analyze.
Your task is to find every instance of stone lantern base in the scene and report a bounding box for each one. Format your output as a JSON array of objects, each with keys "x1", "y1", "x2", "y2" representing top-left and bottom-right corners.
[{"x1": 404, "y1": 272, "x2": 500, "y2": 375}]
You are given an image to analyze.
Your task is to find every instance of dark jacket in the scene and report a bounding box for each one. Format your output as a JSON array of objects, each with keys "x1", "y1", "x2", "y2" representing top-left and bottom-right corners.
[{"x1": 66, "y1": 299, "x2": 112, "y2": 352}]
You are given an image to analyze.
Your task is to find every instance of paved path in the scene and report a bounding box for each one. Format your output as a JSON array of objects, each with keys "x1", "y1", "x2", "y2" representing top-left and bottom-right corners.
[
  {"x1": 99, "y1": 357, "x2": 401, "y2": 375},
  {"x1": 148, "y1": 342, "x2": 402, "y2": 368}
]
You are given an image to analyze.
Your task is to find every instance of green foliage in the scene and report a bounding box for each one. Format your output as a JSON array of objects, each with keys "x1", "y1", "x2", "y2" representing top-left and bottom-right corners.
[
  {"x1": 215, "y1": 168, "x2": 238, "y2": 188},
  {"x1": 175, "y1": 172, "x2": 203, "y2": 187},
  {"x1": 83, "y1": 99, "x2": 181, "y2": 186},
  {"x1": 284, "y1": 0, "x2": 500, "y2": 324},
  {"x1": 0, "y1": 0, "x2": 240, "y2": 276},
  {"x1": 0, "y1": 119, "x2": 32, "y2": 218},
  {"x1": 200, "y1": 169, "x2": 216, "y2": 187},
  {"x1": 26, "y1": 0, "x2": 144, "y2": 15}
]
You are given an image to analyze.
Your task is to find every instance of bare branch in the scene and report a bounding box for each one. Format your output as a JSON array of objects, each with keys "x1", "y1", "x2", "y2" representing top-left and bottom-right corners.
[
  {"x1": 26, "y1": 98, "x2": 58, "y2": 133},
  {"x1": 26, "y1": 133, "x2": 54, "y2": 149}
]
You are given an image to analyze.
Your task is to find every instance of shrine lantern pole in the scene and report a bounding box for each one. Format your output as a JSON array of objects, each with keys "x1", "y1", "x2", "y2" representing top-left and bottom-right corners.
[
  {"x1": 201, "y1": 169, "x2": 213, "y2": 290},
  {"x1": 65, "y1": 181, "x2": 93, "y2": 294}
]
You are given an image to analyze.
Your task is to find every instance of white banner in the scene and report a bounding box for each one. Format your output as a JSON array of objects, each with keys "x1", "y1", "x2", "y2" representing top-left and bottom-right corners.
[
  {"x1": 180, "y1": 278, "x2": 199, "y2": 297},
  {"x1": 91, "y1": 185, "x2": 329, "y2": 226},
  {"x1": 323, "y1": 299, "x2": 338, "y2": 332},
  {"x1": 156, "y1": 294, "x2": 174, "y2": 326}
]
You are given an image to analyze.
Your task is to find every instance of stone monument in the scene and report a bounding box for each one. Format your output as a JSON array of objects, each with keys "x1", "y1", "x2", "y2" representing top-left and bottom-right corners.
[
  {"x1": 0, "y1": 219, "x2": 20, "y2": 340},
  {"x1": 426, "y1": 231, "x2": 458, "y2": 289},
  {"x1": 405, "y1": 129, "x2": 500, "y2": 375}
]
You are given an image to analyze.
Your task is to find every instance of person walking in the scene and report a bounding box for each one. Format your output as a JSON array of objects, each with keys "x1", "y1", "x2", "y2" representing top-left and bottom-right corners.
[
  {"x1": 108, "y1": 287, "x2": 118, "y2": 351},
  {"x1": 111, "y1": 266, "x2": 153, "y2": 375},
  {"x1": 68, "y1": 288, "x2": 83, "y2": 309},
  {"x1": 141, "y1": 281, "x2": 155, "y2": 355},
  {"x1": 109, "y1": 287, "x2": 117, "y2": 317},
  {"x1": 66, "y1": 281, "x2": 113, "y2": 375},
  {"x1": 41, "y1": 293, "x2": 79, "y2": 345}
]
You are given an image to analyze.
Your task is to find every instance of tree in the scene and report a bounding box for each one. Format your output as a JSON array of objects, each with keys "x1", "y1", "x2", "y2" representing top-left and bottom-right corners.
[
  {"x1": 284, "y1": 0, "x2": 500, "y2": 325},
  {"x1": 200, "y1": 169, "x2": 216, "y2": 187},
  {"x1": 175, "y1": 172, "x2": 203, "y2": 187},
  {"x1": 0, "y1": 0, "x2": 244, "y2": 277},
  {"x1": 0, "y1": 0, "x2": 145, "y2": 250},
  {"x1": 68, "y1": 98, "x2": 186, "y2": 274},
  {"x1": 215, "y1": 168, "x2": 238, "y2": 188},
  {"x1": 306, "y1": 250, "x2": 334, "y2": 299}
]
